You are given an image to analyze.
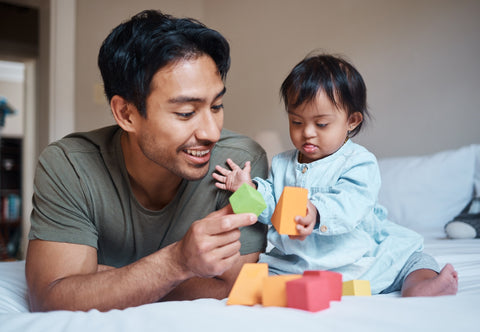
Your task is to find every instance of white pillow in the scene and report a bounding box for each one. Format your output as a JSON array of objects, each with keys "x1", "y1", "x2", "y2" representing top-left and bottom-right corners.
[{"x1": 377, "y1": 145, "x2": 478, "y2": 236}]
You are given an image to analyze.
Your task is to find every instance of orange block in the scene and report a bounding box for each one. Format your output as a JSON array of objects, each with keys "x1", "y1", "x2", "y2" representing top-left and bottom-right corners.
[
  {"x1": 262, "y1": 274, "x2": 302, "y2": 307},
  {"x1": 227, "y1": 263, "x2": 268, "y2": 305},
  {"x1": 271, "y1": 187, "x2": 308, "y2": 235}
]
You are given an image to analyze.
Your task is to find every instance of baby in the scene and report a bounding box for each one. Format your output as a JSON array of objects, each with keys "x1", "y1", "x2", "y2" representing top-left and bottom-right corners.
[{"x1": 214, "y1": 53, "x2": 457, "y2": 296}]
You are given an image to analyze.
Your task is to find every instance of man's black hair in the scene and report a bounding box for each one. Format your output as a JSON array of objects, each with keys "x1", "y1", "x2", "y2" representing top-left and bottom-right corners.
[{"x1": 98, "y1": 10, "x2": 231, "y2": 117}]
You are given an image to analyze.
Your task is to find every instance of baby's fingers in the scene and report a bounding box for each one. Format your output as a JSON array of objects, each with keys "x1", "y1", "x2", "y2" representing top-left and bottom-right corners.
[
  {"x1": 215, "y1": 165, "x2": 230, "y2": 176},
  {"x1": 212, "y1": 171, "x2": 226, "y2": 183},
  {"x1": 295, "y1": 215, "x2": 314, "y2": 237},
  {"x1": 226, "y1": 158, "x2": 241, "y2": 170}
]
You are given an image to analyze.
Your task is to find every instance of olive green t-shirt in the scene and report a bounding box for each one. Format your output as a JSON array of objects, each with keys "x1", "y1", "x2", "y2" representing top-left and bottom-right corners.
[{"x1": 29, "y1": 125, "x2": 268, "y2": 267}]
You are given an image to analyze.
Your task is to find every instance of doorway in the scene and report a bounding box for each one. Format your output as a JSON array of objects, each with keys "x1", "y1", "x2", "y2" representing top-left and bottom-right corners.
[{"x1": 0, "y1": 2, "x2": 39, "y2": 260}]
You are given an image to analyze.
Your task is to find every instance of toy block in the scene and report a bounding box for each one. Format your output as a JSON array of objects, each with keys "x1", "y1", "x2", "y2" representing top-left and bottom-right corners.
[
  {"x1": 229, "y1": 183, "x2": 267, "y2": 217},
  {"x1": 303, "y1": 270, "x2": 342, "y2": 301},
  {"x1": 286, "y1": 276, "x2": 331, "y2": 312},
  {"x1": 271, "y1": 186, "x2": 308, "y2": 235},
  {"x1": 227, "y1": 263, "x2": 268, "y2": 305},
  {"x1": 262, "y1": 274, "x2": 302, "y2": 307},
  {"x1": 342, "y1": 280, "x2": 371, "y2": 296}
]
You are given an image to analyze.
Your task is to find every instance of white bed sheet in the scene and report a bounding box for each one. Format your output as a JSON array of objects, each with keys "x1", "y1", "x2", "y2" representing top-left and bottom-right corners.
[{"x1": 0, "y1": 238, "x2": 478, "y2": 332}]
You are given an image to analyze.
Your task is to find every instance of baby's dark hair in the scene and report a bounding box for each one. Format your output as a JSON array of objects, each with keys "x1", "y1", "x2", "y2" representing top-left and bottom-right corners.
[{"x1": 280, "y1": 53, "x2": 369, "y2": 137}]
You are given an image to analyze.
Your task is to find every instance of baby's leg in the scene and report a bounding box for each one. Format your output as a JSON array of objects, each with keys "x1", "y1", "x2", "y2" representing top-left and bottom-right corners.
[{"x1": 401, "y1": 264, "x2": 458, "y2": 297}]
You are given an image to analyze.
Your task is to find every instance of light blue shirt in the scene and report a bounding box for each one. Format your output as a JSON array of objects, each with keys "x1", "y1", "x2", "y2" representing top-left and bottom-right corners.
[{"x1": 255, "y1": 140, "x2": 423, "y2": 294}]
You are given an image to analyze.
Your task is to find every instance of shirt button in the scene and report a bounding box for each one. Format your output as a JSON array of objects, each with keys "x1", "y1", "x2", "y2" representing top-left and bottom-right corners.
[
  {"x1": 302, "y1": 166, "x2": 307, "y2": 173},
  {"x1": 320, "y1": 225, "x2": 328, "y2": 233}
]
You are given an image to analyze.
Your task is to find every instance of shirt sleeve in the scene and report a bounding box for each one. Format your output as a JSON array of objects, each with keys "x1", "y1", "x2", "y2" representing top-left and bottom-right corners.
[
  {"x1": 254, "y1": 159, "x2": 277, "y2": 225},
  {"x1": 29, "y1": 144, "x2": 99, "y2": 248}
]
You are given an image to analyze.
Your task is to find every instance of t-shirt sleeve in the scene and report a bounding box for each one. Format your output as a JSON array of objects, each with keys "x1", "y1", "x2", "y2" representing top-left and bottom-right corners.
[
  {"x1": 238, "y1": 148, "x2": 268, "y2": 254},
  {"x1": 29, "y1": 144, "x2": 98, "y2": 249}
]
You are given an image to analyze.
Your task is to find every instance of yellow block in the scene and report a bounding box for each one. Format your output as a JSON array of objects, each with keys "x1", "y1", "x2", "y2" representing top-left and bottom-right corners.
[
  {"x1": 342, "y1": 280, "x2": 371, "y2": 296},
  {"x1": 227, "y1": 263, "x2": 268, "y2": 305},
  {"x1": 262, "y1": 274, "x2": 302, "y2": 307},
  {"x1": 271, "y1": 187, "x2": 308, "y2": 235}
]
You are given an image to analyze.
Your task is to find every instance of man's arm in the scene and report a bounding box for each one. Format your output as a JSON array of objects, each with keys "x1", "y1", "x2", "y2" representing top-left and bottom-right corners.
[
  {"x1": 160, "y1": 252, "x2": 259, "y2": 301},
  {"x1": 26, "y1": 205, "x2": 257, "y2": 312}
]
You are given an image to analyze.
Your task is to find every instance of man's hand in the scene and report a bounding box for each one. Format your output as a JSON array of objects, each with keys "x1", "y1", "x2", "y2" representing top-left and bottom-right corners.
[
  {"x1": 213, "y1": 158, "x2": 255, "y2": 192},
  {"x1": 175, "y1": 204, "x2": 257, "y2": 278},
  {"x1": 289, "y1": 200, "x2": 317, "y2": 241}
]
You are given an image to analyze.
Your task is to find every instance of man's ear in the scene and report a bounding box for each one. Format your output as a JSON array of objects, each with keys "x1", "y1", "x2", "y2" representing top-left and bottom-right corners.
[
  {"x1": 348, "y1": 111, "x2": 363, "y2": 132},
  {"x1": 110, "y1": 95, "x2": 138, "y2": 132}
]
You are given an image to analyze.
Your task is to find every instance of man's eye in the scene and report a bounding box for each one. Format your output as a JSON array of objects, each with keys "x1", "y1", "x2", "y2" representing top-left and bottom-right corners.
[
  {"x1": 176, "y1": 111, "x2": 195, "y2": 118},
  {"x1": 211, "y1": 104, "x2": 224, "y2": 112}
]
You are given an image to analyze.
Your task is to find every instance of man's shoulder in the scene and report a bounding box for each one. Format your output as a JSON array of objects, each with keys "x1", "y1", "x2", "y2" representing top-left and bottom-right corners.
[
  {"x1": 49, "y1": 125, "x2": 121, "y2": 154},
  {"x1": 216, "y1": 129, "x2": 266, "y2": 157}
]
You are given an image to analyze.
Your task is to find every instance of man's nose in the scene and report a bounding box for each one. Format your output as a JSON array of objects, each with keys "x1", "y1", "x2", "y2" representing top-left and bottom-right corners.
[{"x1": 195, "y1": 110, "x2": 222, "y2": 143}]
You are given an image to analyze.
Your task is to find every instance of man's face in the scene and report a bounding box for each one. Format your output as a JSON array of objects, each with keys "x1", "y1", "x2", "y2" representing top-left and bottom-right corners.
[{"x1": 133, "y1": 55, "x2": 225, "y2": 181}]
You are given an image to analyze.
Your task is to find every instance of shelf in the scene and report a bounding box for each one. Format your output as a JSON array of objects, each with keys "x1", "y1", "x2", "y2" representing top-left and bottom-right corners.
[{"x1": 0, "y1": 137, "x2": 22, "y2": 261}]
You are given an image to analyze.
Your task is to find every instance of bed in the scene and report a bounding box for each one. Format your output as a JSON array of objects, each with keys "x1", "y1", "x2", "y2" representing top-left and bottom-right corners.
[{"x1": 1, "y1": 144, "x2": 479, "y2": 332}]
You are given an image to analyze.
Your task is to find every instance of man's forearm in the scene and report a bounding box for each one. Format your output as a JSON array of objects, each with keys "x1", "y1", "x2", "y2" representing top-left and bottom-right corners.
[
  {"x1": 160, "y1": 276, "x2": 230, "y2": 301},
  {"x1": 28, "y1": 242, "x2": 191, "y2": 312},
  {"x1": 160, "y1": 252, "x2": 260, "y2": 302}
]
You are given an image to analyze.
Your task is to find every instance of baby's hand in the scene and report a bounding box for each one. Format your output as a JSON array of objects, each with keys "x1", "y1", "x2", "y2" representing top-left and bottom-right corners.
[
  {"x1": 213, "y1": 158, "x2": 254, "y2": 192},
  {"x1": 289, "y1": 200, "x2": 317, "y2": 241}
]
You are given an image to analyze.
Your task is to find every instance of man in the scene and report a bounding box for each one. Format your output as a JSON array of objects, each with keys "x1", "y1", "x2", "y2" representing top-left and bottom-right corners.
[{"x1": 25, "y1": 10, "x2": 268, "y2": 312}]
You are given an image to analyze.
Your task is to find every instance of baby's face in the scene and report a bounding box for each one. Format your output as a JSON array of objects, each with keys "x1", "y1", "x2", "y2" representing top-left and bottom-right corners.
[{"x1": 287, "y1": 92, "x2": 359, "y2": 163}]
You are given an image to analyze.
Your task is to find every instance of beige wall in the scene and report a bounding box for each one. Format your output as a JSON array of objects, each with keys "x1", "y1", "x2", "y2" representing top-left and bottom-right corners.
[{"x1": 75, "y1": 0, "x2": 480, "y2": 159}]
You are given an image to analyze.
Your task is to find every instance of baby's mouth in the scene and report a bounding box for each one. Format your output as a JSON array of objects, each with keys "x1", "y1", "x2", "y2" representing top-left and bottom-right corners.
[{"x1": 302, "y1": 144, "x2": 318, "y2": 154}]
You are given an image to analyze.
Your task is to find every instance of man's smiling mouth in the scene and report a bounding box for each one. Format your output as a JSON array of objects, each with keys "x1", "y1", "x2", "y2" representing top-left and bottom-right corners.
[{"x1": 185, "y1": 149, "x2": 210, "y2": 157}]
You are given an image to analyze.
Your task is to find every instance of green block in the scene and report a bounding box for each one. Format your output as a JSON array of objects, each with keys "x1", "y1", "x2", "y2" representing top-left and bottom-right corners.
[{"x1": 229, "y1": 183, "x2": 267, "y2": 216}]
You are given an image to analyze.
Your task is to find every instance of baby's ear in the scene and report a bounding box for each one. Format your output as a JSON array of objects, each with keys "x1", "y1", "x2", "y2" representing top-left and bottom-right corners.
[{"x1": 348, "y1": 111, "x2": 363, "y2": 131}]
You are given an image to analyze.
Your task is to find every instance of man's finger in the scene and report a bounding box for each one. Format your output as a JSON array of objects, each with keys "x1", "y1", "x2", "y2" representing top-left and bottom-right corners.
[{"x1": 203, "y1": 212, "x2": 257, "y2": 235}]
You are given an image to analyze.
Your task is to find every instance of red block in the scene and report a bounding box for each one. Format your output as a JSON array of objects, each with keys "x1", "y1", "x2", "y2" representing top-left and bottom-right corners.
[
  {"x1": 303, "y1": 270, "x2": 343, "y2": 301},
  {"x1": 286, "y1": 277, "x2": 331, "y2": 312}
]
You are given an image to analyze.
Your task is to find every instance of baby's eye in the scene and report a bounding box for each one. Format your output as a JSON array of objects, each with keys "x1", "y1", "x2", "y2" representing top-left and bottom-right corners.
[
  {"x1": 316, "y1": 123, "x2": 327, "y2": 128},
  {"x1": 291, "y1": 120, "x2": 302, "y2": 125}
]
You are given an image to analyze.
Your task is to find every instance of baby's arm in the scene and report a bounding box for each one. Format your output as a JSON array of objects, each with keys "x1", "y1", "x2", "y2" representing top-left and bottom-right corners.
[{"x1": 213, "y1": 158, "x2": 256, "y2": 192}]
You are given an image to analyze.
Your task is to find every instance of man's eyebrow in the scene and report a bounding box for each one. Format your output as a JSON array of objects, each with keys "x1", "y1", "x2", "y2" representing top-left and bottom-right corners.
[{"x1": 168, "y1": 86, "x2": 227, "y2": 104}]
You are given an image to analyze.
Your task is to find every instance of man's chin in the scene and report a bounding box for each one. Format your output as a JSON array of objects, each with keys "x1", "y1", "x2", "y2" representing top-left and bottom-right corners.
[{"x1": 179, "y1": 162, "x2": 210, "y2": 181}]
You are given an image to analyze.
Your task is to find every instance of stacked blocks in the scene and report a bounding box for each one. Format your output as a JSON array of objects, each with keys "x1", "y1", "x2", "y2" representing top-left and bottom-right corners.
[
  {"x1": 271, "y1": 187, "x2": 308, "y2": 235},
  {"x1": 227, "y1": 263, "x2": 268, "y2": 305},
  {"x1": 342, "y1": 280, "x2": 371, "y2": 296},
  {"x1": 229, "y1": 183, "x2": 267, "y2": 217},
  {"x1": 262, "y1": 274, "x2": 302, "y2": 307},
  {"x1": 228, "y1": 264, "x2": 351, "y2": 313},
  {"x1": 286, "y1": 270, "x2": 343, "y2": 312}
]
